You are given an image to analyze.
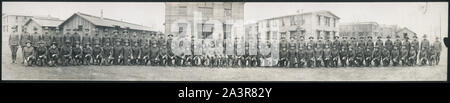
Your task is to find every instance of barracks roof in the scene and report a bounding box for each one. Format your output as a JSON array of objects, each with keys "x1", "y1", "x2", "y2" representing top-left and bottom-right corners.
[
  {"x1": 259, "y1": 10, "x2": 340, "y2": 22},
  {"x1": 25, "y1": 17, "x2": 64, "y2": 27},
  {"x1": 61, "y1": 12, "x2": 153, "y2": 31}
]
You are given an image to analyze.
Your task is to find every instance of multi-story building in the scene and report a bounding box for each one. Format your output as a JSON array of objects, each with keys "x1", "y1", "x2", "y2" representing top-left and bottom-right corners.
[
  {"x1": 2, "y1": 14, "x2": 59, "y2": 35},
  {"x1": 245, "y1": 10, "x2": 340, "y2": 41},
  {"x1": 340, "y1": 22, "x2": 416, "y2": 39},
  {"x1": 339, "y1": 22, "x2": 380, "y2": 38},
  {"x1": 164, "y1": 2, "x2": 244, "y2": 39}
]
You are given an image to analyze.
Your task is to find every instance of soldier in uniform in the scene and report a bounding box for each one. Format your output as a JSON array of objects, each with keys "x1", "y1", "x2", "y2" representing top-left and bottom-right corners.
[
  {"x1": 22, "y1": 40, "x2": 36, "y2": 66},
  {"x1": 410, "y1": 36, "x2": 419, "y2": 65},
  {"x1": 9, "y1": 26, "x2": 20, "y2": 64},
  {"x1": 48, "y1": 42, "x2": 59, "y2": 67},
  {"x1": 375, "y1": 36, "x2": 384, "y2": 50},
  {"x1": 102, "y1": 28, "x2": 111, "y2": 47},
  {"x1": 83, "y1": 42, "x2": 93, "y2": 65},
  {"x1": 432, "y1": 37, "x2": 442, "y2": 65},
  {"x1": 160, "y1": 43, "x2": 169, "y2": 66},
  {"x1": 339, "y1": 37, "x2": 349, "y2": 67},
  {"x1": 123, "y1": 40, "x2": 132, "y2": 65},
  {"x1": 63, "y1": 29, "x2": 72, "y2": 47},
  {"x1": 297, "y1": 36, "x2": 306, "y2": 67},
  {"x1": 391, "y1": 43, "x2": 400, "y2": 66},
  {"x1": 314, "y1": 37, "x2": 324, "y2": 67},
  {"x1": 288, "y1": 37, "x2": 297, "y2": 68},
  {"x1": 419, "y1": 35, "x2": 429, "y2": 65},
  {"x1": 102, "y1": 42, "x2": 114, "y2": 66},
  {"x1": 167, "y1": 34, "x2": 176, "y2": 66},
  {"x1": 364, "y1": 36, "x2": 374, "y2": 67},
  {"x1": 131, "y1": 42, "x2": 141, "y2": 65},
  {"x1": 385, "y1": 36, "x2": 393, "y2": 51},
  {"x1": 373, "y1": 43, "x2": 382, "y2": 66},
  {"x1": 382, "y1": 43, "x2": 391, "y2": 66},
  {"x1": 92, "y1": 29, "x2": 101, "y2": 48},
  {"x1": 330, "y1": 37, "x2": 340, "y2": 67},
  {"x1": 112, "y1": 30, "x2": 120, "y2": 46},
  {"x1": 332, "y1": 36, "x2": 340, "y2": 53},
  {"x1": 355, "y1": 43, "x2": 365, "y2": 67},
  {"x1": 36, "y1": 41, "x2": 48, "y2": 66},
  {"x1": 31, "y1": 29, "x2": 41, "y2": 48},
  {"x1": 140, "y1": 40, "x2": 151, "y2": 65},
  {"x1": 52, "y1": 28, "x2": 63, "y2": 48},
  {"x1": 279, "y1": 37, "x2": 288, "y2": 67},
  {"x1": 407, "y1": 46, "x2": 417, "y2": 66},
  {"x1": 60, "y1": 40, "x2": 72, "y2": 66},
  {"x1": 72, "y1": 30, "x2": 81, "y2": 47},
  {"x1": 393, "y1": 35, "x2": 402, "y2": 52},
  {"x1": 150, "y1": 36, "x2": 160, "y2": 66},
  {"x1": 92, "y1": 41, "x2": 103, "y2": 65},
  {"x1": 348, "y1": 37, "x2": 357, "y2": 66},
  {"x1": 42, "y1": 28, "x2": 52, "y2": 48},
  {"x1": 323, "y1": 43, "x2": 332, "y2": 67},
  {"x1": 113, "y1": 40, "x2": 124, "y2": 65},
  {"x1": 82, "y1": 29, "x2": 91, "y2": 48},
  {"x1": 400, "y1": 44, "x2": 409, "y2": 66},
  {"x1": 324, "y1": 36, "x2": 332, "y2": 49},
  {"x1": 20, "y1": 27, "x2": 31, "y2": 64},
  {"x1": 305, "y1": 43, "x2": 315, "y2": 67},
  {"x1": 72, "y1": 41, "x2": 83, "y2": 65},
  {"x1": 131, "y1": 32, "x2": 139, "y2": 47}
]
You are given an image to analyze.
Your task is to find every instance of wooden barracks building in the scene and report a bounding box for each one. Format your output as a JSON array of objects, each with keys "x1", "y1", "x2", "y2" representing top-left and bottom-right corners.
[{"x1": 59, "y1": 12, "x2": 156, "y2": 38}]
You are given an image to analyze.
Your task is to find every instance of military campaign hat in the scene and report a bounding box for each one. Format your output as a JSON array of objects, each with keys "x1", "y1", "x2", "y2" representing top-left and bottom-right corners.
[
  {"x1": 351, "y1": 37, "x2": 355, "y2": 39},
  {"x1": 377, "y1": 36, "x2": 382, "y2": 39},
  {"x1": 359, "y1": 36, "x2": 365, "y2": 39},
  {"x1": 309, "y1": 37, "x2": 314, "y2": 39},
  {"x1": 395, "y1": 35, "x2": 400, "y2": 38},
  {"x1": 413, "y1": 35, "x2": 418, "y2": 38},
  {"x1": 299, "y1": 36, "x2": 305, "y2": 39},
  {"x1": 334, "y1": 36, "x2": 339, "y2": 39},
  {"x1": 25, "y1": 40, "x2": 32, "y2": 44},
  {"x1": 318, "y1": 37, "x2": 323, "y2": 39},
  {"x1": 342, "y1": 37, "x2": 347, "y2": 39},
  {"x1": 386, "y1": 36, "x2": 391, "y2": 38},
  {"x1": 367, "y1": 36, "x2": 372, "y2": 39}
]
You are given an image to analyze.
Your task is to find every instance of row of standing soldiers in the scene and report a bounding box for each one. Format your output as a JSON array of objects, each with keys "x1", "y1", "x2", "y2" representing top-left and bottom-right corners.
[
  {"x1": 9, "y1": 27, "x2": 443, "y2": 67},
  {"x1": 277, "y1": 35, "x2": 442, "y2": 68}
]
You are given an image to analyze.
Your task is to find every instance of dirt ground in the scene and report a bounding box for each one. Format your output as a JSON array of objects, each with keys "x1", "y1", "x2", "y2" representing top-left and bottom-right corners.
[{"x1": 2, "y1": 35, "x2": 447, "y2": 81}]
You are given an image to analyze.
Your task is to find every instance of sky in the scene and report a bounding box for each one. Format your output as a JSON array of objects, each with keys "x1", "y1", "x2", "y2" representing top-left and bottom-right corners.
[
  {"x1": 2, "y1": 2, "x2": 165, "y2": 32},
  {"x1": 3, "y1": 2, "x2": 448, "y2": 38},
  {"x1": 245, "y1": 2, "x2": 448, "y2": 38}
]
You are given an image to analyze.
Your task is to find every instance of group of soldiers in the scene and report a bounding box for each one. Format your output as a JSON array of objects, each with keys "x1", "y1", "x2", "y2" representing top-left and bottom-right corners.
[
  {"x1": 277, "y1": 34, "x2": 442, "y2": 68},
  {"x1": 8, "y1": 25, "x2": 443, "y2": 68}
]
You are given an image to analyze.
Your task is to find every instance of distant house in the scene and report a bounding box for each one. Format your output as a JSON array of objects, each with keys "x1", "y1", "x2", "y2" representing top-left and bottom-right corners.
[
  {"x1": 395, "y1": 27, "x2": 417, "y2": 39},
  {"x1": 24, "y1": 17, "x2": 64, "y2": 35},
  {"x1": 59, "y1": 12, "x2": 156, "y2": 37}
]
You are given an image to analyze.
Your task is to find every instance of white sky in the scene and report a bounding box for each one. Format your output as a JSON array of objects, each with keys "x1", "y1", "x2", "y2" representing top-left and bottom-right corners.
[
  {"x1": 245, "y1": 2, "x2": 448, "y2": 38},
  {"x1": 2, "y1": 2, "x2": 165, "y2": 32},
  {"x1": 3, "y1": 2, "x2": 448, "y2": 38}
]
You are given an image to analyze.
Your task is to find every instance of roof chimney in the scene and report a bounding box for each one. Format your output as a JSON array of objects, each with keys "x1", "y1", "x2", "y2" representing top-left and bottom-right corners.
[{"x1": 101, "y1": 9, "x2": 104, "y2": 20}]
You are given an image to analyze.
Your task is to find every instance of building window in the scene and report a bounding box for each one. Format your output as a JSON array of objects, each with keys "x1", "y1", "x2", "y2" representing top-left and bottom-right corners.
[
  {"x1": 178, "y1": 6, "x2": 187, "y2": 15},
  {"x1": 199, "y1": 7, "x2": 213, "y2": 18},
  {"x1": 317, "y1": 30, "x2": 321, "y2": 38},
  {"x1": 178, "y1": 23, "x2": 187, "y2": 35},
  {"x1": 224, "y1": 24, "x2": 232, "y2": 39},
  {"x1": 281, "y1": 18, "x2": 285, "y2": 26},
  {"x1": 224, "y1": 8, "x2": 232, "y2": 17},
  {"x1": 266, "y1": 21, "x2": 270, "y2": 28},
  {"x1": 317, "y1": 15, "x2": 321, "y2": 26},
  {"x1": 325, "y1": 17, "x2": 330, "y2": 27},
  {"x1": 290, "y1": 16, "x2": 295, "y2": 26},
  {"x1": 266, "y1": 31, "x2": 270, "y2": 40},
  {"x1": 333, "y1": 18, "x2": 336, "y2": 27}
]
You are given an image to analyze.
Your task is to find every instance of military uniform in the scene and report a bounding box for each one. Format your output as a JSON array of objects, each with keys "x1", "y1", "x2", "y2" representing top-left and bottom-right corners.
[
  {"x1": 48, "y1": 42, "x2": 59, "y2": 66},
  {"x1": 150, "y1": 38, "x2": 160, "y2": 66},
  {"x1": 92, "y1": 41, "x2": 103, "y2": 65},
  {"x1": 297, "y1": 36, "x2": 306, "y2": 67},
  {"x1": 384, "y1": 36, "x2": 393, "y2": 51},
  {"x1": 305, "y1": 44, "x2": 315, "y2": 67},
  {"x1": 113, "y1": 40, "x2": 124, "y2": 65},
  {"x1": 314, "y1": 37, "x2": 324, "y2": 67},
  {"x1": 279, "y1": 39, "x2": 288, "y2": 67},
  {"x1": 323, "y1": 45, "x2": 332, "y2": 67},
  {"x1": 123, "y1": 40, "x2": 132, "y2": 65},
  {"x1": 72, "y1": 31, "x2": 81, "y2": 47},
  {"x1": 140, "y1": 42, "x2": 151, "y2": 65},
  {"x1": 9, "y1": 28, "x2": 20, "y2": 63},
  {"x1": 60, "y1": 40, "x2": 72, "y2": 66},
  {"x1": 22, "y1": 40, "x2": 36, "y2": 66},
  {"x1": 419, "y1": 35, "x2": 429, "y2": 65},
  {"x1": 400, "y1": 45, "x2": 408, "y2": 66},
  {"x1": 82, "y1": 29, "x2": 92, "y2": 47},
  {"x1": 92, "y1": 30, "x2": 102, "y2": 48},
  {"x1": 72, "y1": 41, "x2": 83, "y2": 65},
  {"x1": 433, "y1": 37, "x2": 442, "y2": 65},
  {"x1": 131, "y1": 42, "x2": 141, "y2": 65},
  {"x1": 339, "y1": 37, "x2": 349, "y2": 67},
  {"x1": 31, "y1": 32, "x2": 41, "y2": 48},
  {"x1": 364, "y1": 37, "x2": 374, "y2": 66},
  {"x1": 82, "y1": 43, "x2": 93, "y2": 65},
  {"x1": 102, "y1": 42, "x2": 113, "y2": 65},
  {"x1": 52, "y1": 28, "x2": 63, "y2": 48},
  {"x1": 36, "y1": 41, "x2": 48, "y2": 66},
  {"x1": 407, "y1": 46, "x2": 417, "y2": 66},
  {"x1": 42, "y1": 30, "x2": 52, "y2": 48},
  {"x1": 288, "y1": 38, "x2": 297, "y2": 67}
]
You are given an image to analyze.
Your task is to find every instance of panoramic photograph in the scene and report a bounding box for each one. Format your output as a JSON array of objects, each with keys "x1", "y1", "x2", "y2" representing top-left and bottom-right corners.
[{"x1": 2, "y1": 2, "x2": 447, "y2": 81}]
